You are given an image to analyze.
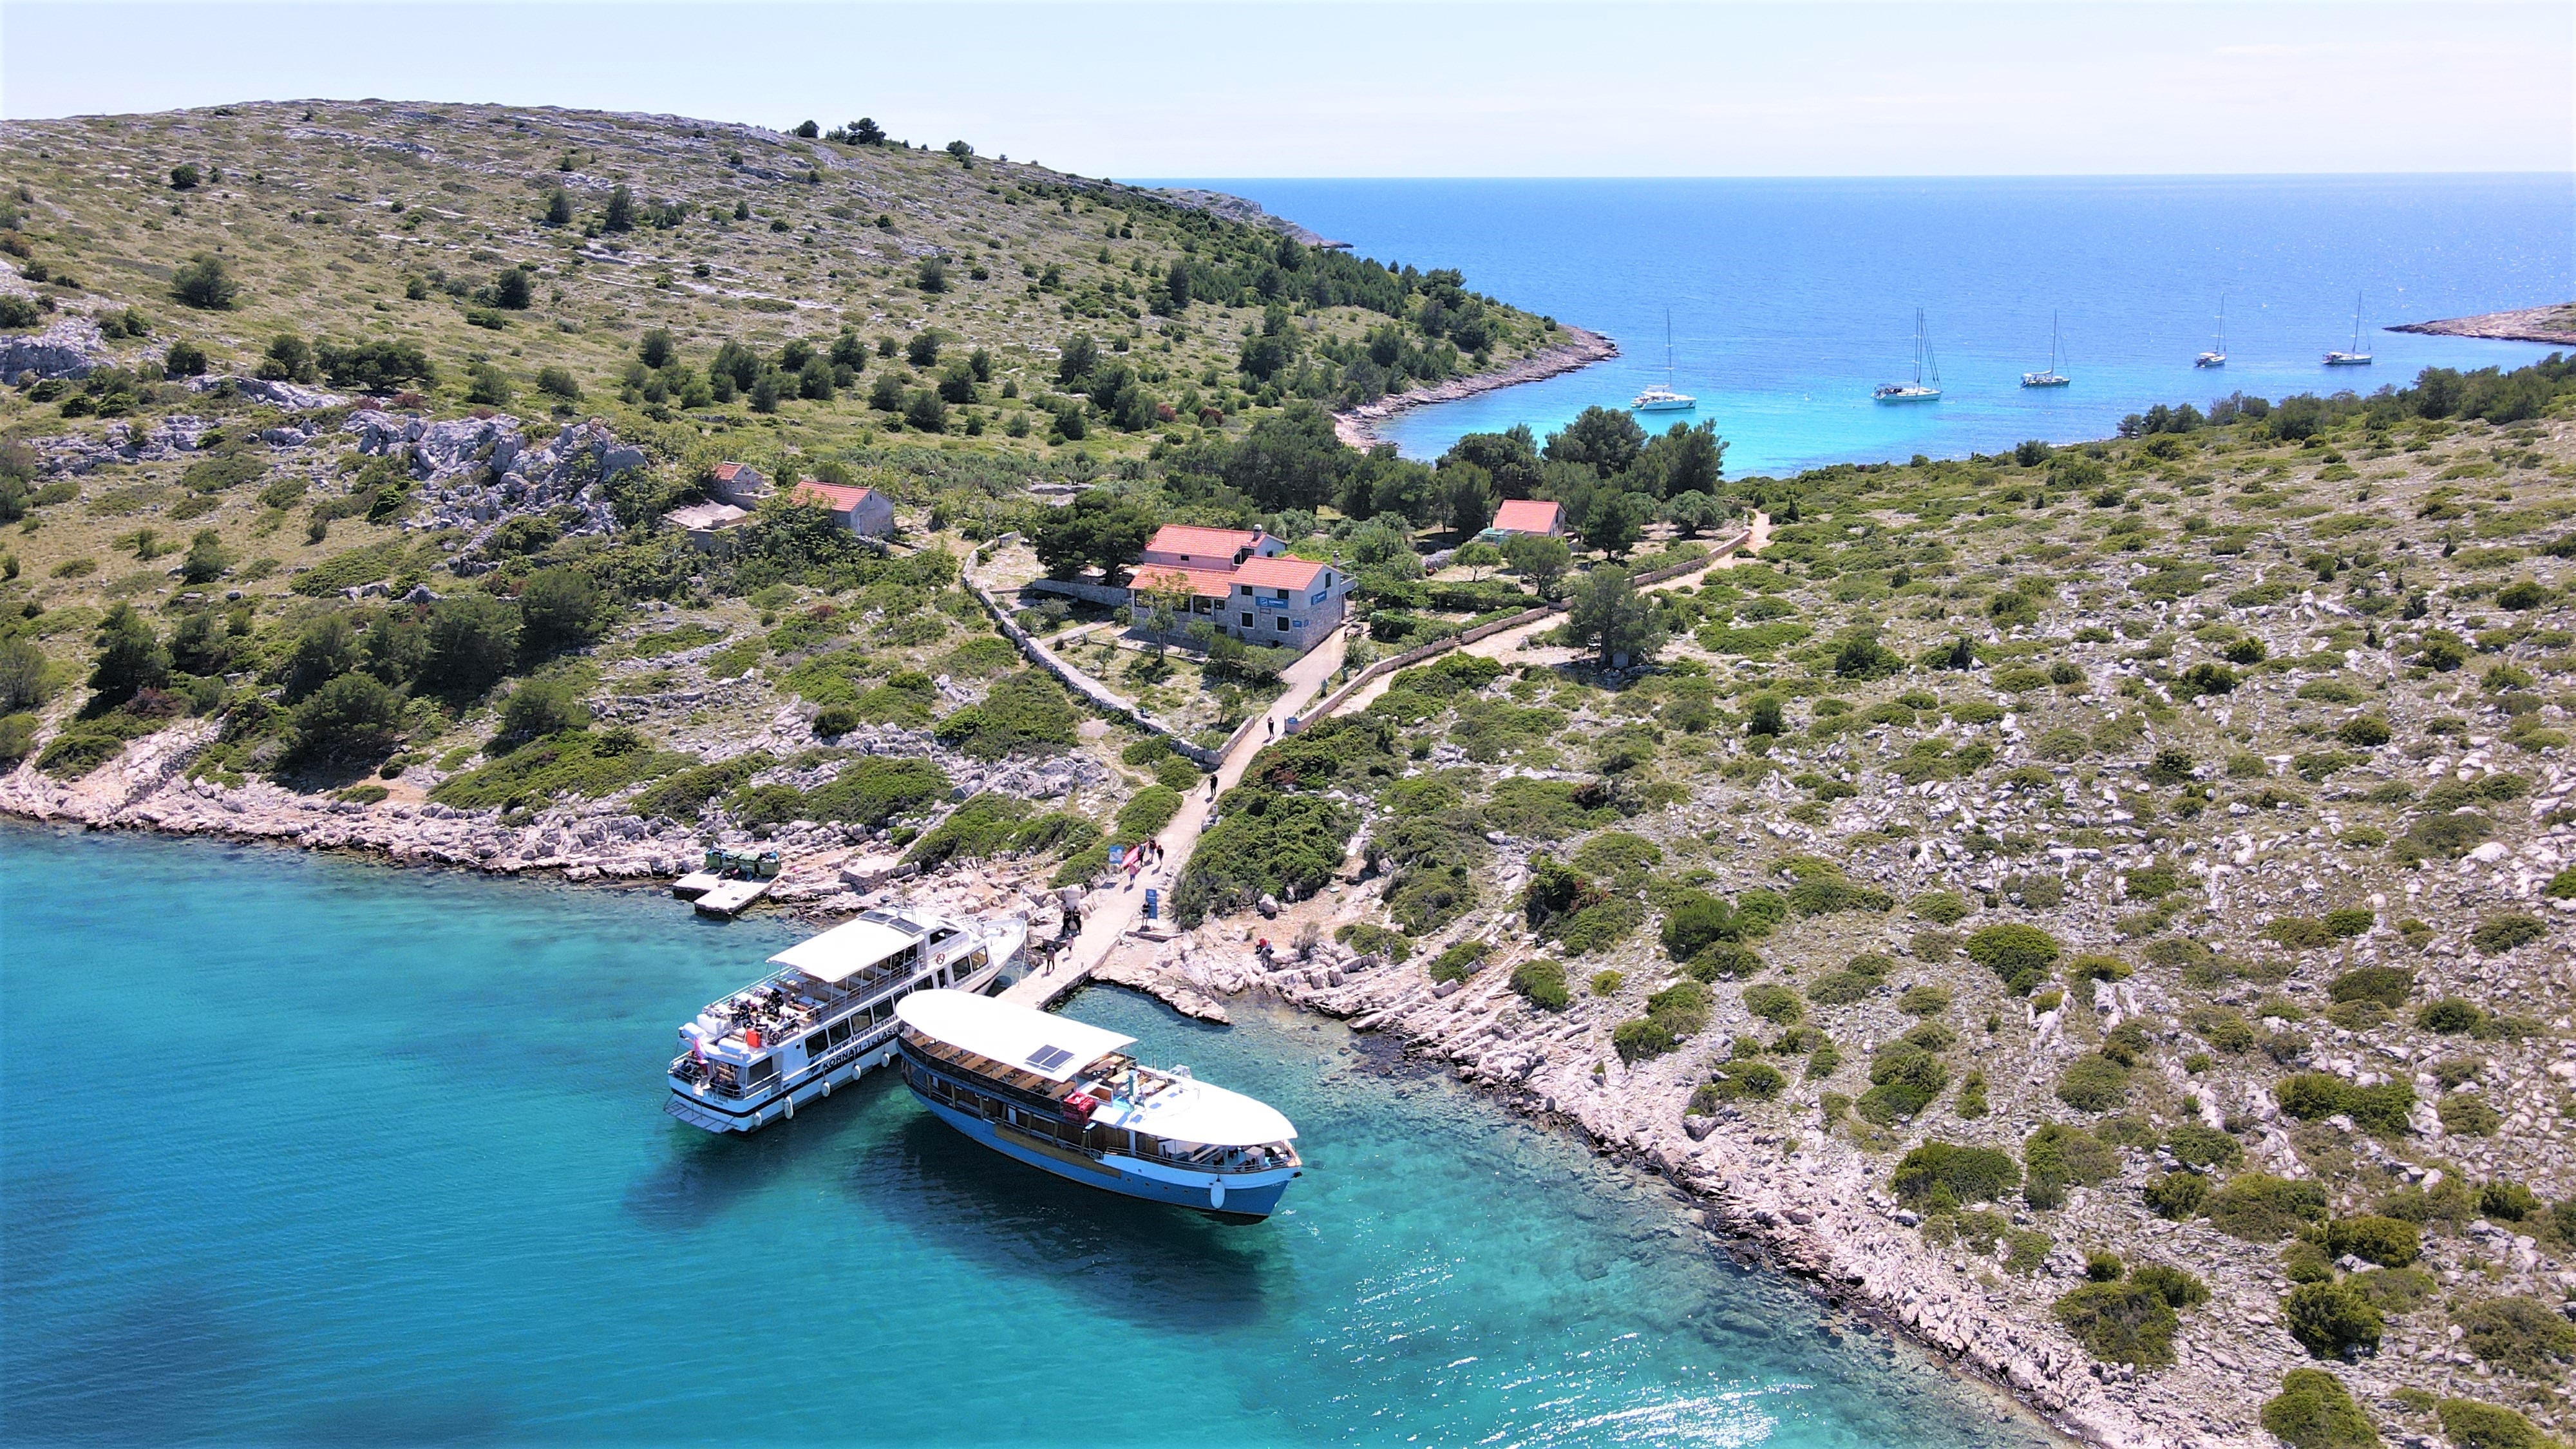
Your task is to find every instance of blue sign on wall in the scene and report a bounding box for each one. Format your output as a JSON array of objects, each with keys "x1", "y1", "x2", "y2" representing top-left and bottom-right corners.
[{"x1": 1256, "y1": 596, "x2": 1287, "y2": 611}]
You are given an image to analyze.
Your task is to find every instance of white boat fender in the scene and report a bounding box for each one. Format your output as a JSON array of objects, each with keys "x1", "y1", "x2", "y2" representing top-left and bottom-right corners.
[
  {"x1": 1210, "y1": 1178, "x2": 1225, "y2": 1209},
  {"x1": 784, "y1": 1092, "x2": 794, "y2": 1121}
]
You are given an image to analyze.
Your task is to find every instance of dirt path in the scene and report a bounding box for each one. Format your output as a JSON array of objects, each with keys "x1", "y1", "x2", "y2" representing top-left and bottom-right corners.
[{"x1": 1000, "y1": 627, "x2": 1349, "y2": 1009}]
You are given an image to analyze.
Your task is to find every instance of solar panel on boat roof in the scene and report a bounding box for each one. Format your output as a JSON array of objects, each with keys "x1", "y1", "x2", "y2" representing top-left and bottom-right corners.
[{"x1": 1025, "y1": 1045, "x2": 1075, "y2": 1072}]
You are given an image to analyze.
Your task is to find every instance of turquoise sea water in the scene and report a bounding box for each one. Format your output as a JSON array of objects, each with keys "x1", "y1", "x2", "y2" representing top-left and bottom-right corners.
[
  {"x1": 1165, "y1": 176, "x2": 2575, "y2": 475},
  {"x1": 0, "y1": 824, "x2": 2058, "y2": 1446}
]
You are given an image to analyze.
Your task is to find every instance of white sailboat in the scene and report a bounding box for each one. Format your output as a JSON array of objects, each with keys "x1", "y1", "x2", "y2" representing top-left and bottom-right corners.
[
  {"x1": 1873, "y1": 308, "x2": 1942, "y2": 402},
  {"x1": 2324, "y1": 292, "x2": 2373, "y2": 366},
  {"x1": 1631, "y1": 308, "x2": 1696, "y2": 412},
  {"x1": 2021, "y1": 311, "x2": 2071, "y2": 388},
  {"x1": 2195, "y1": 299, "x2": 2227, "y2": 368}
]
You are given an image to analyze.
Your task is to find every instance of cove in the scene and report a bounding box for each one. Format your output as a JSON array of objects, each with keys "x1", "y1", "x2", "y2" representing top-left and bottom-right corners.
[{"x1": 0, "y1": 823, "x2": 2057, "y2": 1446}]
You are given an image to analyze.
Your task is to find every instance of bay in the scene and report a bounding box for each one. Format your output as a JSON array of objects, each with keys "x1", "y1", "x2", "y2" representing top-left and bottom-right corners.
[
  {"x1": 1168, "y1": 175, "x2": 2575, "y2": 475},
  {"x1": 0, "y1": 824, "x2": 2052, "y2": 1446}
]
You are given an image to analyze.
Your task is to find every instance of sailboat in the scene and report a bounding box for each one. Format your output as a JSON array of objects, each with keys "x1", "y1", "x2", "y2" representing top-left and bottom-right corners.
[
  {"x1": 1873, "y1": 308, "x2": 1942, "y2": 402},
  {"x1": 1631, "y1": 308, "x2": 1696, "y2": 412},
  {"x1": 2324, "y1": 292, "x2": 2373, "y2": 366},
  {"x1": 2021, "y1": 311, "x2": 2071, "y2": 388},
  {"x1": 2195, "y1": 299, "x2": 2227, "y2": 368}
]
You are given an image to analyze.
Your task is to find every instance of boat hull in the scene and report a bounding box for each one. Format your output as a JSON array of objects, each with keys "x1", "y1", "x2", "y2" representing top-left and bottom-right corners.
[
  {"x1": 913, "y1": 1092, "x2": 1297, "y2": 1220},
  {"x1": 2194, "y1": 355, "x2": 2226, "y2": 368},
  {"x1": 1633, "y1": 398, "x2": 1696, "y2": 412},
  {"x1": 1873, "y1": 387, "x2": 1940, "y2": 403}
]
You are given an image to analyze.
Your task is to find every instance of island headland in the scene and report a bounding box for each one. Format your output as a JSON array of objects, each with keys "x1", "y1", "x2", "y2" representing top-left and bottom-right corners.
[{"x1": 6, "y1": 99, "x2": 2576, "y2": 1449}]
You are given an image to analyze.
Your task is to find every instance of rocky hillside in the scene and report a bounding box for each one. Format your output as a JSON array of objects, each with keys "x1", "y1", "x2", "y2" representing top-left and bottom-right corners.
[{"x1": 1154, "y1": 363, "x2": 2576, "y2": 1447}]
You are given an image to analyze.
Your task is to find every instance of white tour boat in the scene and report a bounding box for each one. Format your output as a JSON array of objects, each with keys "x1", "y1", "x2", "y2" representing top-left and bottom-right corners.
[
  {"x1": 895, "y1": 990, "x2": 1303, "y2": 1222},
  {"x1": 2195, "y1": 298, "x2": 2228, "y2": 368},
  {"x1": 1873, "y1": 307, "x2": 1942, "y2": 402},
  {"x1": 2324, "y1": 292, "x2": 2374, "y2": 366},
  {"x1": 665, "y1": 908, "x2": 1026, "y2": 1133},
  {"x1": 1632, "y1": 308, "x2": 1696, "y2": 413}
]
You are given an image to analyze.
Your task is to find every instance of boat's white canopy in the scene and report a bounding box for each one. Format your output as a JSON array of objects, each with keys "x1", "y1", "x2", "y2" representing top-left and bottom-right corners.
[
  {"x1": 769, "y1": 916, "x2": 920, "y2": 984},
  {"x1": 1092, "y1": 1077, "x2": 1298, "y2": 1149},
  {"x1": 896, "y1": 989, "x2": 1135, "y2": 1084}
]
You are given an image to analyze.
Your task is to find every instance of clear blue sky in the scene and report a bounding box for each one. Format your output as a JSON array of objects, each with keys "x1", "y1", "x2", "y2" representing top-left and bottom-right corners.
[{"x1": 4, "y1": 2, "x2": 2568, "y2": 176}]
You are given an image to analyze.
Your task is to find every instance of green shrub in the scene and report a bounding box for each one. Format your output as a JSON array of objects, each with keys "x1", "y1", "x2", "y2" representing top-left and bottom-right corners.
[
  {"x1": 2056, "y1": 1054, "x2": 2131, "y2": 1112},
  {"x1": 36, "y1": 730, "x2": 126, "y2": 779},
  {"x1": 2259, "y1": 1369, "x2": 2382, "y2": 1449},
  {"x1": 1426, "y1": 940, "x2": 1488, "y2": 983},
  {"x1": 2208, "y1": 1173, "x2": 2331, "y2": 1241},
  {"x1": 1742, "y1": 982, "x2": 1804, "y2": 1025},
  {"x1": 2322, "y1": 1215, "x2": 2420, "y2": 1267},
  {"x1": 430, "y1": 732, "x2": 693, "y2": 810},
  {"x1": 1700, "y1": 1059, "x2": 1785, "y2": 1106},
  {"x1": 933, "y1": 671, "x2": 1077, "y2": 759},
  {"x1": 1510, "y1": 958, "x2": 1569, "y2": 1010},
  {"x1": 1611, "y1": 1014, "x2": 1678, "y2": 1063},
  {"x1": 1910, "y1": 889, "x2": 1972, "y2": 925},
  {"x1": 2130, "y1": 1263, "x2": 2210, "y2": 1309},
  {"x1": 2443, "y1": 1092, "x2": 2504, "y2": 1135},
  {"x1": 2471, "y1": 914, "x2": 2548, "y2": 954},
  {"x1": 1334, "y1": 922, "x2": 1414, "y2": 963},
  {"x1": 1682, "y1": 941, "x2": 1765, "y2": 981},
  {"x1": 2274, "y1": 1072, "x2": 2417, "y2": 1134},
  {"x1": 1857, "y1": 1043, "x2": 1948, "y2": 1124},
  {"x1": 2283, "y1": 1281, "x2": 2383, "y2": 1359},
  {"x1": 0, "y1": 712, "x2": 37, "y2": 767},
  {"x1": 1890, "y1": 1141, "x2": 2020, "y2": 1208},
  {"x1": 1964, "y1": 922, "x2": 2060, "y2": 994},
  {"x1": 630, "y1": 754, "x2": 770, "y2": 822},
  {"x1": 2437, "y1": 1397, "x2": 2550, "y2": 1449},
  {"x1": 2144, "y1": 1171, "x2": 2211, "y2": 1219},
  {"x1": 905, "y1": 793, "x2": 1097, "y2": 869},
  {"x1": 2165, "y1": 1123, "x2": 2244, "y2": 1170},
  {"x1": 1172, "y1": 786, "x2": 1355, "y2": 928},
  {"x1": 289, "y1": 671, "x2": 406, "y2": 764},
  {"x1": 2052, "y1": 1280, "x2": 2179, "y2": 1366},
  {"x1": 2023, "y1": 1123, "x2": 2118, "y2": 1209},
  {"x1": 2329, "y1": 967, "x2": 2412, "y2": 1008},
  {"x1": 1114, "y1": 784, "x2": 1184, "y2": 841},
  {"x1": 2454, "y1": 1295, "x2": 2576, "y2": 1378},
  {"x1": 497, "y1": 677, "x2": 591, "y2": 742}
]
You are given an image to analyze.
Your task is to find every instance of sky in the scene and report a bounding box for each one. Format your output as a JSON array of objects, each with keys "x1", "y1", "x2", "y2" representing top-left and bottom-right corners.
[{"x1": 2, "y1": 1, "x2": 2569, "y2": 178}]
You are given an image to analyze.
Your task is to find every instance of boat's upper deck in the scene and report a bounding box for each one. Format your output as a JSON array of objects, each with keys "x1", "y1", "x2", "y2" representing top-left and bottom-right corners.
[{"x1": 687, "y1": 911, "x2": 983, "y2": 1057}]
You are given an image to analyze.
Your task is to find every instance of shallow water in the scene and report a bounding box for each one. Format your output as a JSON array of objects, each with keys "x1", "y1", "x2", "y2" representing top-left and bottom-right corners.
[
  {"x1": 0, "y1": 824, "x2": 2057, "y2": 1446},
  {"x1": 1162, "y1": 175, "x2": 2575, "y2": 475}
]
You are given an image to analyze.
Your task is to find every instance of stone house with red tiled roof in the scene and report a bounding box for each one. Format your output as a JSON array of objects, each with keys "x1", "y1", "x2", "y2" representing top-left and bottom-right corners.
[
  {"x1": 790, "y1": 479, "x2": 896, "y2": 539},
  {"x1": 1126, "y1": 523, "x2": 1352, "y2": 650}
]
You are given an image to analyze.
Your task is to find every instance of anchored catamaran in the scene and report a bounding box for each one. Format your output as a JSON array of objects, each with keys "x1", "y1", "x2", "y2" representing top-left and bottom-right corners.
[
  {"x1": 1873, "y1": 308, "x2": 1942, "y2": 402},
  {"x1": 1632, "y1": 308, "x2": 1696, "y2": 413},
  {"x1": 896, "y1": 990, "x2": 1303, "y2": 1221},
  {"x1": 665, "y1": 907, "x2": 1025, "y2": 1133}
]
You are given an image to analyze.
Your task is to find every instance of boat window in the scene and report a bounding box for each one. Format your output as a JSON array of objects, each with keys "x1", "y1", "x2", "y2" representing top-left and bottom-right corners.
[
  {"x1": 828, "y1": 1021, "x2": 851, "y2": 1046},
  {"x1": 805, "y1": 1031, "x2": 828, "y2": 1058},
  {"x1": 746, "y1": 1057, "x2": 777, "y2": 1084}
]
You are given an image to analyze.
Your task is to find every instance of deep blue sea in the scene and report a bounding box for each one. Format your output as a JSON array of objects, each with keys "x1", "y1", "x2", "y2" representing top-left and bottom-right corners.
[
  {"x1": 1166, "y1": 176, "x2": 2576, "y2": 476},
  {"x1": 0, "y1": 824, "x2": 2056, "y2": 1447}
]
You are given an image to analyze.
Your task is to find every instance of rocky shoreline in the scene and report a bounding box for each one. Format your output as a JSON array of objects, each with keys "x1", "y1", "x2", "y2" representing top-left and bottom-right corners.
[
  {"x1": 2389, "y1": 304, "x2": 2576, "y2": 348},
  {"x1": 1331, "y1": 325, "x2": 1619, "y2": 451}
]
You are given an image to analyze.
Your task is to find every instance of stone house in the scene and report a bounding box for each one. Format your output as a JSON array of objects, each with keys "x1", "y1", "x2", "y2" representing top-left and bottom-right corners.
[
  {"x1": 663, "y1": 500, "x2": 749, "y2": 551},
  {"x1": 708, "y1": 460, "x2": 770, "y2": 507},
  {"x1": 790, "y1": 479, "x2": 896, "y2": 539},
  {"x1": 1127, "y1": 524, "x2": 1352, "y2": 652}
]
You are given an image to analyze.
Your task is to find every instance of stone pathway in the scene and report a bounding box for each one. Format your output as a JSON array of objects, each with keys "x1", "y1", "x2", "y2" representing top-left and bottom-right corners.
[{"x1": 999, "y1": 627, "x2": 1349, "y2": 1009}]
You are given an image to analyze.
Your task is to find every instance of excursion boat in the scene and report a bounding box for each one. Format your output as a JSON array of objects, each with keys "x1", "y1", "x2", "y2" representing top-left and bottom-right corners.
[
  {"x1": 895, "y1": 990, "x2": 1303, "y2": 1222},
  {"x1": 665, "y1": 908, "x2": 1026, "y2": 1134},
  {"x1": 1873, "y1": 307, "x2": 1942, "y2": 402},
  {"x1": 2325, "y1": 292, "x2": 2374, "y2": 366}
]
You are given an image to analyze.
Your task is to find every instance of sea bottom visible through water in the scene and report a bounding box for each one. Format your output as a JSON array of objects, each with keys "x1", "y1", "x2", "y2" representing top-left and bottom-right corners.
[{"x1": 0, "y1": 824, "x2": 2058, "y2": 1447}]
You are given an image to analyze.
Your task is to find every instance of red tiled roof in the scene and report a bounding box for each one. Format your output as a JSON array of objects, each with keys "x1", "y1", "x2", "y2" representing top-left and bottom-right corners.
[
  {"x1": 1230, "y1": 555, "x2": 1329, "y2": 590},
  {"x1": 1144, "y1": 524, "x2": 1260, "y2": 559},
  {"x1": 1129, "y1": 564, "x2": 1236, "y2": 600},
  {"x1": 712, "y1": 461, "x2": 747, "y2": 482},
  {"x1": 792, "y1": 480, "x2": 875, "y2": 513},
  {"x1": 1491, "y1": 499, "x2": 1562, "y2": 533}
]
